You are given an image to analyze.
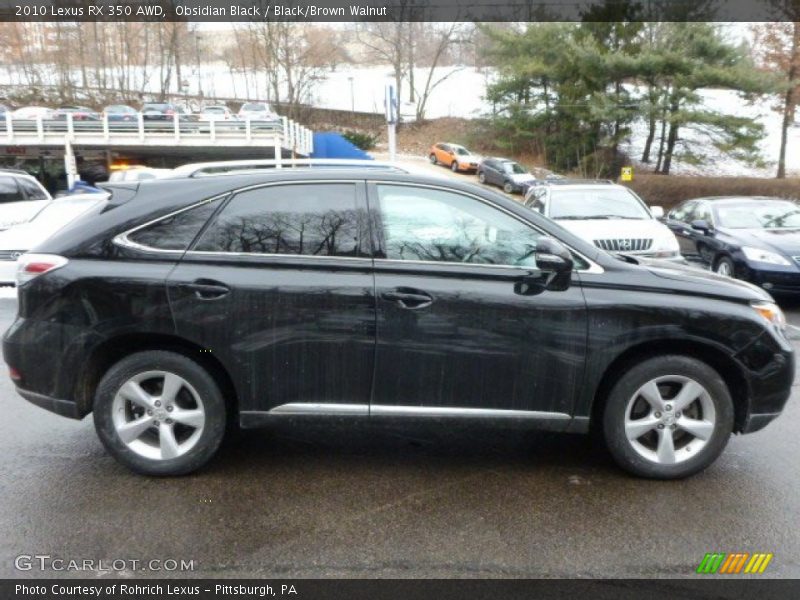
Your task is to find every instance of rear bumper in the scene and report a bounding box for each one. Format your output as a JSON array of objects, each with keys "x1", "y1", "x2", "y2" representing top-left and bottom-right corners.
[{"x1": 15, "y1": 387, "x2": 82, "y2": 419}]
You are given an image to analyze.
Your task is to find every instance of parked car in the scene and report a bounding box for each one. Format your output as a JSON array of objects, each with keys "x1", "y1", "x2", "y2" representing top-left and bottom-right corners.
[
  {"x1": 429, "y1": 143, "x2": 480, "y2": 173},
  {"x1": 3, "y1": 164, "x2": 793, "y2": 479},
  {"x1": 524, "y1": 181, "x2": 681, "y2": 262},
  {"x1": 199, "y1": 105, "x2": 237, "y2": 122},
  {"x1": 238, "y1": 102, "x2": 278, "y2": 121},
  {"x1": 141, "y1": 103, "x2": 195, "y2": 121},
  {"x1": 10, "y1": 106, "x2": 54, "y2": 120},
  {"x1": 104, "y1": 104, "x2": 139, "y2": 122},
  {"x1": 52, "y1": 106, "x2": 100, "y2": 121},
  {"x1": 0, "y1": 194, "x2": 107, "y2": 285},
  {"x1": 666, "y1": 196, "x2": 800, "y2": 292},
  {"x1": 108, "y1": 166, "x2": 172, "y2": 182},
  {"x1": 477, "y1": 157, "x2": 537, "y2": 194},
  {"x1": 0, "y1": 169, "x2": 52, "y2": 230}
]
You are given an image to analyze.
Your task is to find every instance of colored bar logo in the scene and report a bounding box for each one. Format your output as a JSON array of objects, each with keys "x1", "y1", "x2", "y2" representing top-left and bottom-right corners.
[{"x1": 696, "y1": 552, "x2": 773, "y2": 574}]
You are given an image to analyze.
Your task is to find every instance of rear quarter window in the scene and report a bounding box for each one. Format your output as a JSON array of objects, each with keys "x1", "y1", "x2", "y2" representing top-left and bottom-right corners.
[
  {"x1": 126, "y1": 199, "x2": 222, "y2": 251},
  {"x1": 0, "y1": 176, "x2": 23, "y2": 204}
]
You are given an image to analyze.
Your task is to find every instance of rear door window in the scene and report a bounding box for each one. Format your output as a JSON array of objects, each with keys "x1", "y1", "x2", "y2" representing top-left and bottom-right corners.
[{"x1": 193, "y1": 183, "x2": 366, "y2": 258}]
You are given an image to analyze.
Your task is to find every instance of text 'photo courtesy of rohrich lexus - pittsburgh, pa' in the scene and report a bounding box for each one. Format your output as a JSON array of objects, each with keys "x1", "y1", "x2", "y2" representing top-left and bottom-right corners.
[{"x1": 2, "y1": 161, "x2": 793, "y2": 479}]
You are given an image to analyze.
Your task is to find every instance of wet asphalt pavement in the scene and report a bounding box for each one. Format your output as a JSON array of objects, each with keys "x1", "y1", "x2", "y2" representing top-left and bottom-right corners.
[{"x1": 0, "y1": 294, "x2": 798, "y2": 580}]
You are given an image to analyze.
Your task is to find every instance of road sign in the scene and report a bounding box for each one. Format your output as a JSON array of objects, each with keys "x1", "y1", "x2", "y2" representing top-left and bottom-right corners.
[{"x1": 621, "y1": 166, "x2": 633, "y2": 182}]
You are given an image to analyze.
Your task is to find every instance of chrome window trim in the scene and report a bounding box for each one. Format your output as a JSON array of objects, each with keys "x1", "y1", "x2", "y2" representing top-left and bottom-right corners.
[
  {"x1": 113, "y1": 178, "x2": 604, "y2": 274},
  {"x1": 113, "y1": 193, "x2": 230, "y2": 255},
  {"x1": 370, "y1": 180, "x2": 604, "y2": 274},
  {"x1": 113, "y1": 180, "x2": 363, "y2": 256}
]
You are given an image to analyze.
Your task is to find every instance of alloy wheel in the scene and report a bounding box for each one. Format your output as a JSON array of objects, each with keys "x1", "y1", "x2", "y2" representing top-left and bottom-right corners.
[
  {"x1": 715, "y1": 259, "x2": 732, "y2": 277},
  {"x1": 111, "y1": 370, "x2": 205, "y2": 461},
  {"x1": 623, "y1": 375, "x2": 716, "y2": 465}
]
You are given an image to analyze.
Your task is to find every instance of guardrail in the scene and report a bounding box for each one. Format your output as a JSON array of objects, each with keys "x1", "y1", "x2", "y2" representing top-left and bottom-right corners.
[{"x1": 0, "y1": 112, "x2": 314, "y2": 156}]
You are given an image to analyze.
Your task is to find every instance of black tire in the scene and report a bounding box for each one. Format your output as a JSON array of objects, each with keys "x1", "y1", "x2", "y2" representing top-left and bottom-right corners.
[
  {"x1": 602, "y1": 355, "x2": 734, "y2": 479},
  {"x1": 714, "y1": 255, "x2": 735, "y2": 278},
  {"x1": 429, "y1": 153, "x2": 437, "y2": 165},
  {"x1": 451, "y1": 161, "x2": 459, "y2": 172},
  {"x1": 503, "y1": 181, "x2": 515, "y2": 194},
  {"x1": 478, "y1": 171, "x2": 486, "y2": 184},
  {"x1": 93, "y1": 351, "x2": 227, "y2": 476}
]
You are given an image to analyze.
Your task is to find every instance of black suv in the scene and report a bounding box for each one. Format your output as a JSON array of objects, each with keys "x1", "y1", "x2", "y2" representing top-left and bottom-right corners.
[{"x1": 2, "y1": 166, "x2": 794, "y2": 478}]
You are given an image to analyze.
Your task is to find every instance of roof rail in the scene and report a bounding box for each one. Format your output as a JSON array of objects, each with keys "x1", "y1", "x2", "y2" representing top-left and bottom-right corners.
[{"x1": 169, "y1": 158, "x2": 410, "y2": 179}]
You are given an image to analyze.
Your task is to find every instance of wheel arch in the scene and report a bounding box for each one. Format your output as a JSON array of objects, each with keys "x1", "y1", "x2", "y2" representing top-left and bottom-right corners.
[
  {"x1": 73, "y1": 333, "x2": 239, "y2": 419},
  {"x1": 589, "y1": 339, "x2": 750, "y2": 435}
]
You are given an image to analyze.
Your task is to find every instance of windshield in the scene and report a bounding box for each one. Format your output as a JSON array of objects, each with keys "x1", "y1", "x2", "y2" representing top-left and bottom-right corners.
[
  {"x1": 503, "y1": 162, "x2": 526, "y2": 174},
  {"x1": 203, "y1": 107, "x2": 225, "y2": 114},
  {"x1": 549, "y1": 188, "x2": 650, "y2": 220},
  {"x1": 143, "y1": 104, "x2": 168, "y2": 110},
  {"x1": 714, "y1": 201, "x2": 800, "y2": 229},
  {"x1": 242, "y1": 103, "x2": 265, "y2": 111}
]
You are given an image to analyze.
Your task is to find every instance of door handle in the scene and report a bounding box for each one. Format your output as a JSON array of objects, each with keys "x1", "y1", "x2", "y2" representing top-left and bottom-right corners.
[
  {"x1": 382, "y1": 289, "x2": 433, "y2": 310},
  {"x1": 179, "y1": 280, "x2": 230, "y2": 300}
]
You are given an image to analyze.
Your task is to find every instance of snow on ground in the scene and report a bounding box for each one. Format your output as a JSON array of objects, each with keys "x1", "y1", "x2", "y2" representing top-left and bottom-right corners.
[{"x1": 3, "y1": 63, "x2": 798, "y2": 177}]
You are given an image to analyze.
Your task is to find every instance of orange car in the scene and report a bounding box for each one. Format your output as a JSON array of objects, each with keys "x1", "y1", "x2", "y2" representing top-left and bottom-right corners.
[{"x1": 428, "y1": 142, "x2": 479, "y2": 172}]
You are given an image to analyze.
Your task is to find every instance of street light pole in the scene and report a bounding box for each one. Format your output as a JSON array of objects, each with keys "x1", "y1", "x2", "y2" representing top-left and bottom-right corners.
[{"x1": 348, "y1": 76, "x2": 355, "y2": 116}]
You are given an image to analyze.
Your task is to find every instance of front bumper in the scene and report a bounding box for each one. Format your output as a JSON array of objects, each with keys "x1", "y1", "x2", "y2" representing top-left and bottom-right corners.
[{"x1": 746, "y1": 267, "x2": 800, "y2": 294}]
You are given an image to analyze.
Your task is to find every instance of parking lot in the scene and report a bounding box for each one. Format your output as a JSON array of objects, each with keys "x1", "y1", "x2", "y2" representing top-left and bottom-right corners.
[{"x1": 0, "y1": 291, "x2": 798, "y2": 579}]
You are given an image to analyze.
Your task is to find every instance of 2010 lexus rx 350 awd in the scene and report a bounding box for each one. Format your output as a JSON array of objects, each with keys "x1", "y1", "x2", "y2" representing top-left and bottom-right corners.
[{"x1": 2, "y1": 167, "x2": 794, "y2": 478}]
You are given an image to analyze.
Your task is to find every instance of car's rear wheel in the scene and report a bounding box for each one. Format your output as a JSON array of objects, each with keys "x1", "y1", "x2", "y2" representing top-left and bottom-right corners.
[
  {"x1": 503, "y1": 181, "x2": 514, "y2": 194},
  {"x1": 714, "y1": 255, "x2": 735, "y2": 278},
  {"x1": 602, "y1": 355, "x2": 733, "y2": 479},
  {"x1": 429, "y1": 153, "x2": 437, "y2": 165},
  {"x1": 451, "y1": 161, "x2": 459, "y2": 172},
  {"x1": 478, "y1": 171, "x2": 486, "y2": 184},
  {"x1": 93, "y1": 351, "x2": 226, "y2": 476}
]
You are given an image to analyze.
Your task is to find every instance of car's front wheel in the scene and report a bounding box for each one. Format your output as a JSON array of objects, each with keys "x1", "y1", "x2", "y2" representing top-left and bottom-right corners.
[
  {"x1": 503, "y1": 181, "x2": 515, "y2": 194},
  {"x1": 93, "y1": 351, "x2": 227, "y2": 476},
  {"x1": 602, "y1": 355, "x2": 734, "y2": 479},
  {"x1": 714, "y1": 255, "x2": 735, "y2": 278},
  {"x1": 451, "y1": 161, "x2": 459, "y2": 172}
]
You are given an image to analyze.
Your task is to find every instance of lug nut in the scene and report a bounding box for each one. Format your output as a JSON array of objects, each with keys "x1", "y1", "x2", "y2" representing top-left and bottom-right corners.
[
  {"x1": 655, "y1": 412, "x2": 662, "y2": 418},
  {"x1": 670, "y1": 424, "x2": 677, "y2": 430},
  {"x1": 657, "y1": 424, "x2": 665, "y2": 429},
  {"x1": 166, "y1": 418, "x2": 173, "y2": 425},
  {"x1": 665, "y1": 404, "x2": 672, "y2": 411},
  {"x1": 166, "y1": 405, "x2": 174, "y2": 412},
  {"x1": 154, "y1": 400, "x2": 162, "y2": 407},
  {"x1": 154, "y1": 420, "x2": 160, "y2": 426},
  {"x1": 675, "y1": 412, "x2": 681, "y2": 418},
  {"x1": 147, "y1": 409, "x2": 153, "y2": 416}
]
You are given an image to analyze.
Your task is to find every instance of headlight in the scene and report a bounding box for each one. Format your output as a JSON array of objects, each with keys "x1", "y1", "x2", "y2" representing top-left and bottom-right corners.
[
  {"x1": 741, "y1": 246, "x2": 791, "y2": 266},
  {"x1": 751, "y1": 300, "x2": 786, "y2": 329},
  {"x1": 651, "y1": 234, "x2": 680, "y2": 258}
]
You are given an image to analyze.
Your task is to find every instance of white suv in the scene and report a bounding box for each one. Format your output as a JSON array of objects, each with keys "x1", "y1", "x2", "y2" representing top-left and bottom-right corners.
[
  {"x1": 524, "y1": 181, "x2": 682, "y2": 261},
  {"x1": 0, "y1": 169, "x2": 52, "y2": 230}
]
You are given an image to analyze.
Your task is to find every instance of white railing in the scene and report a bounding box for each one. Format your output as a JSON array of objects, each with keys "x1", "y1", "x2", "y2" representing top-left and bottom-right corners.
[{"x1": 1, "y1": 112, "x2": 314, "y2": 156}]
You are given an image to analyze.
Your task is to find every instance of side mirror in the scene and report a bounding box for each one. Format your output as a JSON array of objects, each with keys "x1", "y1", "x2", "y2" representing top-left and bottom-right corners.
[
  {"x1": 650, "y1": 206, "x2": 664, "y2": 219},
  {"x1": 691, "y1": 219, "x2": 711, "y2": 233},
  {"x1": 514, "y1": 237, "x2": 573, "y2": 295}
]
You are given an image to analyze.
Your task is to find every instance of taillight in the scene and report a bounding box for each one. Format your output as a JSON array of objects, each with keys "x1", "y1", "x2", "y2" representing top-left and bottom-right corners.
[
  {"x1": 16, "y1": 254, "x2": 68, "y2": 287},
  {"x1": 8, "y1": 366, "x2": 21, "y2": 381}
]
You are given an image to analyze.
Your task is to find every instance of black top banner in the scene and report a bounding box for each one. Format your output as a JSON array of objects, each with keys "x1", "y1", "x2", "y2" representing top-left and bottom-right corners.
[{"x1": 0, "y1": 0, "x2": 798, "y2": 22}]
